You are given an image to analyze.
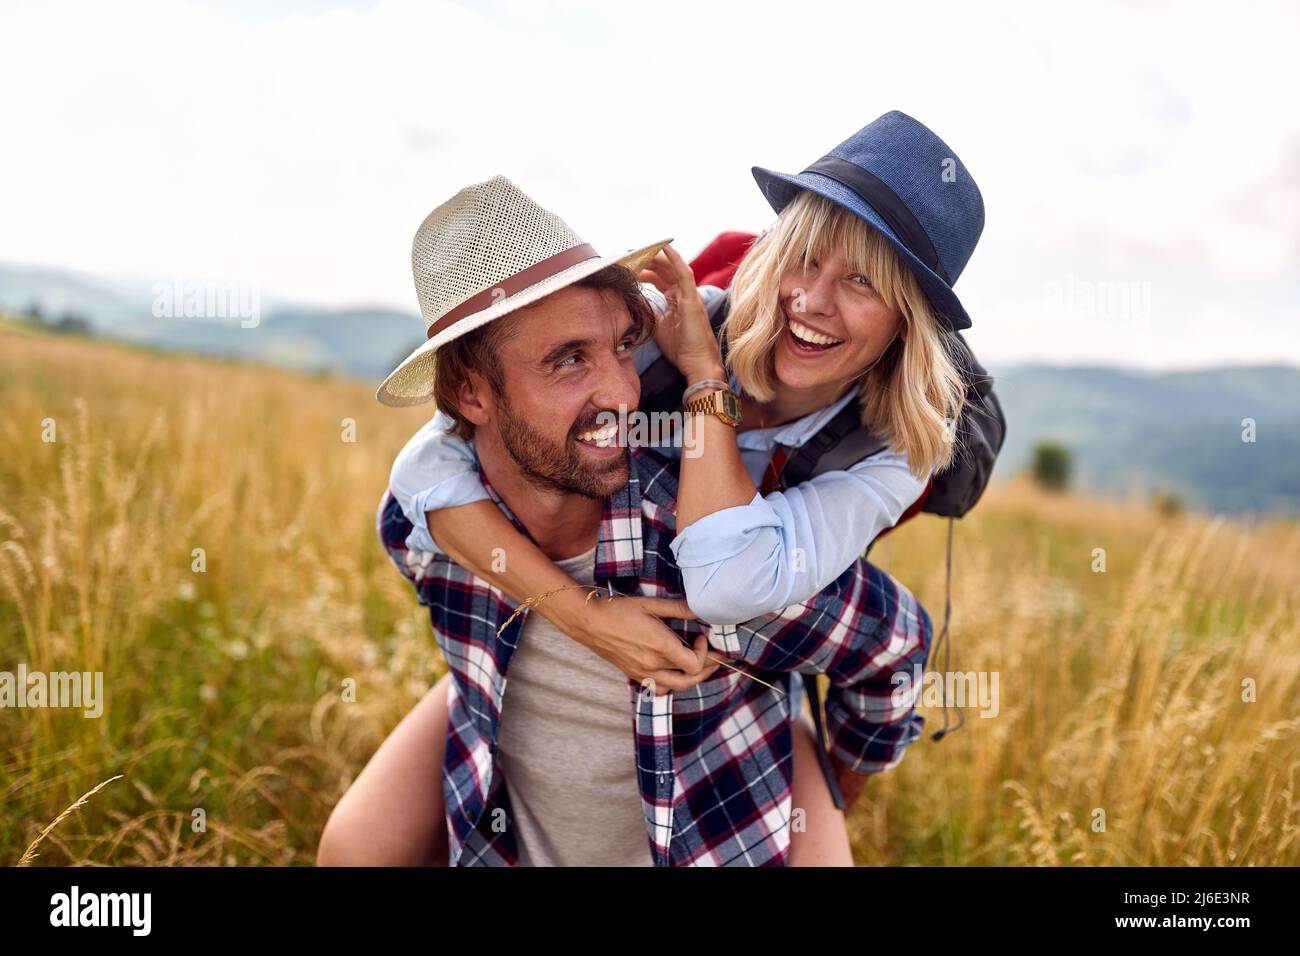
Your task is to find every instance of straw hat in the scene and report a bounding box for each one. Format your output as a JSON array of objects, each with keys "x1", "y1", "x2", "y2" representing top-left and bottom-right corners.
[{"x1": 377, "y1": 175, "x2": 670, "y2": 406}]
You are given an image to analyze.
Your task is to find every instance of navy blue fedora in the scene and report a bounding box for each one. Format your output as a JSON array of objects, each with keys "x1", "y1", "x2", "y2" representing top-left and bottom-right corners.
[{"x1": 752, "y1": 110, "x2": 984, "y2": 332}]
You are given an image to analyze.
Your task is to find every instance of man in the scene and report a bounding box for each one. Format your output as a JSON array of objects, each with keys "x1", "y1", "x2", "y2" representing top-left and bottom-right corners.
[{"x1": 369, "y1": 176, "x2": 930, "y2": 866}]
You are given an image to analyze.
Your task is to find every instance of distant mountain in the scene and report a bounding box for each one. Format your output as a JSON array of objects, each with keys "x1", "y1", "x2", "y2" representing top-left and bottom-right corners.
[
  {"x1": 988, "y1": 363, "x2": 1300, "y2": 516},
  {"x1": 3, "y1": 260, "x2": 1296, "y2": 516},
  {"x1": 0, "y1": 260, "x2": 424, "y2": 380},
  {"x1": 139, "y1": 305, "x2": 424, "y2": 380},
  {"x1": 0, "y1": 262, "x2": 159, "y2": 336}
]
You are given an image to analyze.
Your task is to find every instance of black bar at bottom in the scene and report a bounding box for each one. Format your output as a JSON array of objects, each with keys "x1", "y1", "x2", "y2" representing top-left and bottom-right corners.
[{"x1": 0, "y1": 865, "x2": 1287, "y2": 942}]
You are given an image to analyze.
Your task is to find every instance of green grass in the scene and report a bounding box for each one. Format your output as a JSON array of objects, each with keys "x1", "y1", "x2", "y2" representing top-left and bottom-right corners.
[{"x1": 1, "y1": 324, "x2": 1297, "y2": 865}]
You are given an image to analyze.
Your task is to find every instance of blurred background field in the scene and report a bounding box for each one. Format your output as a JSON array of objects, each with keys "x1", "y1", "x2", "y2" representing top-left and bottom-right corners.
[{"x1": 1, "y1": 319, "x2": 1297, "y2": 866}]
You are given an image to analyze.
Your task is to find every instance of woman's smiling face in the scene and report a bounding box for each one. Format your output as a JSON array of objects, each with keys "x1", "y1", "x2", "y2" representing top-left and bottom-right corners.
[{"x1": 774, "y1": 244, "x2": 904, "y2": 393}]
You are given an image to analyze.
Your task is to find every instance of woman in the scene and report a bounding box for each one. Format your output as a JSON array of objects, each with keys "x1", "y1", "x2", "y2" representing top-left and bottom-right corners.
[{"x1": 320, "y1": 110, "x2": 986, "y2": 866}]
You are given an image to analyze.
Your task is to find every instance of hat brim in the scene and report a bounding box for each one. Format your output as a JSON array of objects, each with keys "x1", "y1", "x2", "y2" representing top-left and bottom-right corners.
[
  {"x1": 751, "y1": 166, "x2": 972, "y2": 332},
  {"x1": 376, "y1": 237, "x2": 672, "y2": 407}
]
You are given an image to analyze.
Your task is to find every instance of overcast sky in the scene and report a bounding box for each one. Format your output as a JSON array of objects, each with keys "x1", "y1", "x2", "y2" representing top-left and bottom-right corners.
[{"x1": 1, "y1": 0, "x2": 1296, "y2": 369}]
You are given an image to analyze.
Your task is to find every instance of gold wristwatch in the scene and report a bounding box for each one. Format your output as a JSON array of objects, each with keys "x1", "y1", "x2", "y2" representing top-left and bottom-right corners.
[{"x1": 683, "y1": 386, "x2": 742, "y2": 427}]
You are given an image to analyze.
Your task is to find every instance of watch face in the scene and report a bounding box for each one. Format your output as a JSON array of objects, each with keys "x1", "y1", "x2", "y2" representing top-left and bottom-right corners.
[{"x1": 721, "y1": 391, "x2": 741, "y2": 423}]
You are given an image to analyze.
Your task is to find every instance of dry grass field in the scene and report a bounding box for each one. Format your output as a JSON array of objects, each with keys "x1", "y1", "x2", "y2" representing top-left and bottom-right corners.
[{"x1": 2, "y1": 321, "x2": 1297, "y2": 866}]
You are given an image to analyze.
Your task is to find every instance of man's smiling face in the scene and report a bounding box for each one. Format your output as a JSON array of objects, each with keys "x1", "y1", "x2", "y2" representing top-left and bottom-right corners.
[{"x1": 471, "y1": 282, "x2": 645, "y2": 498}]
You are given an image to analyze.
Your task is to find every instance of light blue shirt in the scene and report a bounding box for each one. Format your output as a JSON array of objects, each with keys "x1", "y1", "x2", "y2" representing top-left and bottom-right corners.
[{"x1": 388, "y1": 286, "x2": 929, "y2": 625}]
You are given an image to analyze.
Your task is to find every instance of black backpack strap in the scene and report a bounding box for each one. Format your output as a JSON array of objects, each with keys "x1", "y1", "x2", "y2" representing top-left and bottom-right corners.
[
  {"x1": 775, "y1": 400, "x2": 891, "y2": 489},
  {"x1": 636, "y1": 348, "x2": 687, "y2": 417},
  {"x1": 802, "y1": 676, "x2": 847, "y2": 811},
  {"x1": 703, "y1": 287, "x2": 731, "y2": 333}
]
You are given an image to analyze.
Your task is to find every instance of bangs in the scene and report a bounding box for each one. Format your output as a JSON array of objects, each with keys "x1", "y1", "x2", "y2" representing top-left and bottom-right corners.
[{"x1": 776, "y1": 190, "x2": 882, "y2": 290}]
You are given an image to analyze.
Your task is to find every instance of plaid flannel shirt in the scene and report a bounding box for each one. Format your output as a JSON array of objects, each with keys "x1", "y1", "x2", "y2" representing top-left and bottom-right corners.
[{"x1": 376, "y1": 448, "x2": 931, "y2": 866}]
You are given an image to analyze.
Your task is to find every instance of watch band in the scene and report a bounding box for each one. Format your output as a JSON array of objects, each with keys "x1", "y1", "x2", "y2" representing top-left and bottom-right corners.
[{"x1": 683, "y1": 387, "x2": 741, "y2": 428}]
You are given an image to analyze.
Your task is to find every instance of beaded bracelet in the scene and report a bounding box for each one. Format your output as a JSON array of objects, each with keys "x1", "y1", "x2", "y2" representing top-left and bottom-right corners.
[{"x1": 681, "y1": 378, "x2": 730, "y2": 405}]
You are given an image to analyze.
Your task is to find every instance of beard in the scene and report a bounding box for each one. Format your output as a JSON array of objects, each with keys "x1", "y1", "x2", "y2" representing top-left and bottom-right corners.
[{"x1": 496, "y1": 394, "x2": 629, "y2": 499}]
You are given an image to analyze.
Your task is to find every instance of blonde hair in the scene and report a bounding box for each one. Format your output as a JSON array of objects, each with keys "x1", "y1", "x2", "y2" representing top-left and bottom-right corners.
[{"x1": 725, "y1": 189, "x2": 967, "y2": 477}]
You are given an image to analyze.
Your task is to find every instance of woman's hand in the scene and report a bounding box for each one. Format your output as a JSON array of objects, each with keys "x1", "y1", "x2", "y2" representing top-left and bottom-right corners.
[
  {"x1": 639, "y1": 245, "x2": 725, "y2": 383},
  {"x1": 550, "y1": 588, "x2": 727, "y2": 695}
]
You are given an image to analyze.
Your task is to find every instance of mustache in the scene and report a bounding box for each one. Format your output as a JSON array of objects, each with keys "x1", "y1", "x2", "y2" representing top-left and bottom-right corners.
[{"x1": 568, "y1": 409, "x2": 620, "y2": 437}]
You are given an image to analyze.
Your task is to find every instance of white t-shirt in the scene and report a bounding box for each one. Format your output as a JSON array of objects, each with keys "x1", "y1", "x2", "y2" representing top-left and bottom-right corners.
[{"x1": 494, "y1": 544, "x2": 653, "y2": 866}]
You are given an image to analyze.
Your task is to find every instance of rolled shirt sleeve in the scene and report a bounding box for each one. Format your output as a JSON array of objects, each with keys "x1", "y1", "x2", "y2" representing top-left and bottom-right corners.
[
  {"x1": 704, "y1": 551, "x2": 933, "y2": 777},
  {"x1": 388, "y1": 410, "x2": 488, "y2": 554},
  {"x1": 668, "y1": 449, "x2": 928, "y2": 624}
]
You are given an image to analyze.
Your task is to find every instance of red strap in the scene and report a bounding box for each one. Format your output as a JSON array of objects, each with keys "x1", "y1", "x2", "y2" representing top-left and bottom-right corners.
[{"x1": 759, "y1": 446, "x2": 790, "y2": 496}]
